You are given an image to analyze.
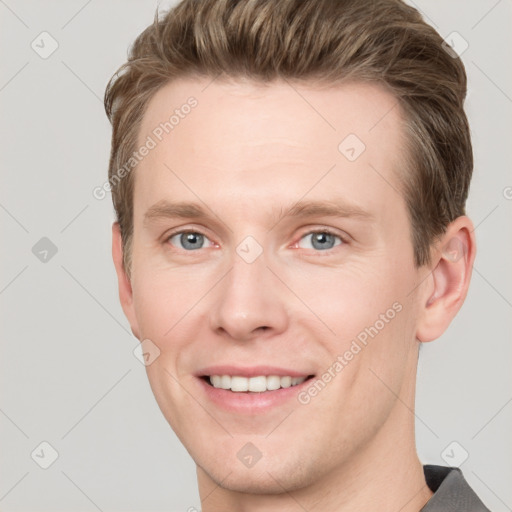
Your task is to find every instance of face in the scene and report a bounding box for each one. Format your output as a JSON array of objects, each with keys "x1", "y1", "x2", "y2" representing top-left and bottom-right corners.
[{"x1": 118, "y1": 77, "x2": 430, "y2": 494}]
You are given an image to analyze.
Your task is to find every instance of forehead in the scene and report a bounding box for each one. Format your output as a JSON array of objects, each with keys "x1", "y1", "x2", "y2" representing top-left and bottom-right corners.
[
  {"x1": 134, "y1": 77, "x2": 407, "y2": 223},
  {"x1": 139, "y1": 76, "x2": 404, "y2": 154}
]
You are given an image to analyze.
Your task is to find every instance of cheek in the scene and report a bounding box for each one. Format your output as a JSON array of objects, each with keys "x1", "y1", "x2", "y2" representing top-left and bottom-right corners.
[
  {"x1": 132, "y1": 282, "x2": 170, "y2": 336},
  {"x1": 291, "y1": 262, "x2": 406, "y2": 339},
  {"x1": 131, "y1": 269, "x2": 195, "y2": 346},
  {"x1": 295, "y1": 260, "x2": 415, "y2": 397}
]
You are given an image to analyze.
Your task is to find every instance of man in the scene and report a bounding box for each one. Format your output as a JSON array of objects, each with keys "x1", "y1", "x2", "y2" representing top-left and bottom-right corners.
[{"x1": 105, "y1": 0, "x2": 490, "y2": 510}]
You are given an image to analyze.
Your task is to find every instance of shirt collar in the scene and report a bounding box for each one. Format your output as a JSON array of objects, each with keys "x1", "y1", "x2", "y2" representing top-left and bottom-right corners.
[{"x1": 420, "y1": 465, "x2": 490, "y2": 512}]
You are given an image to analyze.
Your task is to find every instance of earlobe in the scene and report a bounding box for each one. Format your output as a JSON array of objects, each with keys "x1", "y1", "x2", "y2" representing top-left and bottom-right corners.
[
  {"x1": 112, "y1": 223, "x2": 140, "y2": 340},
  {"x1": 416, "y1": 217, "x2": 476, "y2": 343}
]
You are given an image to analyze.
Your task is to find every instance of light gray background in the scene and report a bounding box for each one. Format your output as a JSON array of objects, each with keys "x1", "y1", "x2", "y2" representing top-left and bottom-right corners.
[{"x1": 1, "y1": 1, "x2": 511, "y2": 510}]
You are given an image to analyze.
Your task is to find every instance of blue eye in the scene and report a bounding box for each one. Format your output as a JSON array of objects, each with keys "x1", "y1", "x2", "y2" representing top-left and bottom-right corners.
[
  {"x1": 298, "y1": 231, "x2": 343, "y2": 251},
  {"x1": 168, "y1": 231, "x2": 212, "y2": 251}
]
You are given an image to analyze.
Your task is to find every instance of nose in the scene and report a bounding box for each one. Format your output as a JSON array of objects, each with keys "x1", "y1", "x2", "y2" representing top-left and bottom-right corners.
[{"x1": 209, "y1": 254, "x2": 289, "y2": 342}]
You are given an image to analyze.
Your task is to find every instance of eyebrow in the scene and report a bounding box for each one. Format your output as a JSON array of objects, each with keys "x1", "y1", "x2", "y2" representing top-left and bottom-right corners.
[
  {"x1": 281, "y1": 200, "x2": 374, "y2": 221},
  {"x1": 143, "y1": 198, "x2": 374, "y2": 228},
  {"x1": 144, "y1": 201, "x2": 217, "y2": 228}
]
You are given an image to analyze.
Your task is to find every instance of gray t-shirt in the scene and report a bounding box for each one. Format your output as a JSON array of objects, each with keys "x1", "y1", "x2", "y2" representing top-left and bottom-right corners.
[{"x1": 421, "y1": 465, "x2": 491, "y2": 511}]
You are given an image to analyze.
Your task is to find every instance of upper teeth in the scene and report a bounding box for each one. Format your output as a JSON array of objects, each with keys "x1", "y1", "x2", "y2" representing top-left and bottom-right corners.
[{"x1": 209, "y1": 375, "x2": 307, "y2": 392}]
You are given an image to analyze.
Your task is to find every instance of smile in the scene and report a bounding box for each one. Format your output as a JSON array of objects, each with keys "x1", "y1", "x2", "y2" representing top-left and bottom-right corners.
[{"x1": 205, "y1": 375, "x2": 311, "y2": 392}]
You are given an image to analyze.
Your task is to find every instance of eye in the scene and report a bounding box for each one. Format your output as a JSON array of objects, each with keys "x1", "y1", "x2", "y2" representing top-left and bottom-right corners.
[
  {"x1": 167, "y1": 231, "x2": 214, "y2": 251},
  {"x1": 297, "y1": 230, "x2": 344, "y2": 251}
]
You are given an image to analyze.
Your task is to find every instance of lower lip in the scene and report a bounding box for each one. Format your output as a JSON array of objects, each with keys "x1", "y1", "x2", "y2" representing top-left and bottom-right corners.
[{"x1": 197, "y1": 376, "x2": 314, "y2": 413}]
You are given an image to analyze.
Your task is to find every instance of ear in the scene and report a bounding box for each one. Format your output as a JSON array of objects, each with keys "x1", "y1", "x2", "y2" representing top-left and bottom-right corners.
[
  {"x1": 416, "y1": 216, "x2": 477, "y2": 343},
  {"x1": 112, "y1": 222, "x2": 140, "y2": 340}
]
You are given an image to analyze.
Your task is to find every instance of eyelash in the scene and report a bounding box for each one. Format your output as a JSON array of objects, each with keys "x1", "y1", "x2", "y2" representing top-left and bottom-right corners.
[{"x1": 164, "y1": 228, "x2": 348, "y2": 254}]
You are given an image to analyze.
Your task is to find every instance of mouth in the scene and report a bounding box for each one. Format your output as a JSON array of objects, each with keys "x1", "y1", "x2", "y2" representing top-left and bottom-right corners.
[{"x1": 200, "y1": 374, "x2": 316, "y2": 393}]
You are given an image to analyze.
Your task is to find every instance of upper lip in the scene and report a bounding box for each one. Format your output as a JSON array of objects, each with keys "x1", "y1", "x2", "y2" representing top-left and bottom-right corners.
[{"x1": 196, "y1": 365, "x2": 314, "y2": 378}]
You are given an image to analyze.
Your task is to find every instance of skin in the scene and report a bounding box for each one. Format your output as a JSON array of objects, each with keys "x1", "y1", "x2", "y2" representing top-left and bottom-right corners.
[{"x1": 112, "y1": 77, "x2": 476, "y2": 511}]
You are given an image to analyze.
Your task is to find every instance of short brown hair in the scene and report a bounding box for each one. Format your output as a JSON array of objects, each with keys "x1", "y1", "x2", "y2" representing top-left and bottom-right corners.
[{"x1": 104, "y1": 0, "x2": 472, "y2": 275}]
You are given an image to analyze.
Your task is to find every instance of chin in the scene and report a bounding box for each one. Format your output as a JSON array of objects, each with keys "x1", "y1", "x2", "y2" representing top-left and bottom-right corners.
[
  {"x1": 203, "y1": 464, "x2": 309, "y2": 495},
  {"x1": 196, "y1": 446, "x2": 322, "y2": 496}
]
